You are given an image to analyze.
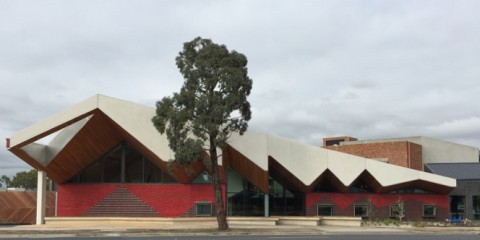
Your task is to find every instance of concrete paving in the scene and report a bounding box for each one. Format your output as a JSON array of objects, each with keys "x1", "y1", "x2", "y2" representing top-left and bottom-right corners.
[{"x1": 0, "y1": 223, "x2": 479, "y2": 238}]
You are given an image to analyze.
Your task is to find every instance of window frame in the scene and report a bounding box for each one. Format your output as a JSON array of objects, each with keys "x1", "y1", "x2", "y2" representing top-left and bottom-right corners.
[
  {"x1": 354, "y1": 204, "x2": 369, "y2": 218},
  {"x1": 67, "y1": 142, "x2": 178, "y2": 184},
  {"x1": 192, "y1": 171, "x2": 213, "y2": 184},
  {"x1": 317, "y1": 204, "x2": 333, "y2": 216},
  {"x1": 473, "y1": 196, "x2": 480, "y2": 220},
  {"x1": 389, "y1": 204, "x2": 400, "y2": 218},
  {"x1": 422, "y1": 205, "x2": 437, "y2": 217},
  {"x1": 195, "y1": 202, "x2": 213, "y2": 216}
]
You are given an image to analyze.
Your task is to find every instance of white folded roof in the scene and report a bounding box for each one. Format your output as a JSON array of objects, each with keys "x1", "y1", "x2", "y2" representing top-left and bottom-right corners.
[{"x1": 8, "y1": 94, "x2": 456, "y2": 191}]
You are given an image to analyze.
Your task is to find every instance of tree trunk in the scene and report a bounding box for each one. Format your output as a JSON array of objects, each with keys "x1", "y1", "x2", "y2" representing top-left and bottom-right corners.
[{"x1": 209, "y1": 139, "x2": 229, "y2": 230}]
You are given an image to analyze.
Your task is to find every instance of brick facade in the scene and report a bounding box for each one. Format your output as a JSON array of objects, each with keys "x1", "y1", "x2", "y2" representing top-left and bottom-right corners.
[
  {"x1": 325, "y1": 141, "x2": 423, "y2": 170},
  {"x1": 57, "y1": 183, "x2": 225, "y2": 217},
  {"x1": 306, "y1": 193, "x2": 449, "y2": 221},
  {"x1": 57, "y1": 183, "x2": 450, "y2": 221}
]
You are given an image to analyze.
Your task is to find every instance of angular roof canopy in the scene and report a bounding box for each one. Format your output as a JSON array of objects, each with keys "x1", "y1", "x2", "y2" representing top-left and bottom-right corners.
[{"x1": 7, "y1": 95, "x2": 456, "y2": 194}]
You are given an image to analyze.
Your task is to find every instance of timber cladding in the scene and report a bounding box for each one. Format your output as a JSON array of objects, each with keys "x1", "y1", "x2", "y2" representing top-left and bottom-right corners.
[
  {"x1": 0, "y1": 191, "x2": 55, "y2": 224},
  {"x1": 223, "y1": 145, "x2": 269, "y2": 192},
  {"x1": 46, "y1": 112, "x2": 123, "y2": 183}
]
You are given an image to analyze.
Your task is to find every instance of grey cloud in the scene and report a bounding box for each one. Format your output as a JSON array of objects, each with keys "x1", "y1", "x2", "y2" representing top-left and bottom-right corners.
[
  {"x1": 427, "y1": 117, "x2": 480, "y2": 139},
  {"x1": 0, "y1": 150, "x2": 31, "y2": 178},
  {"x1": 2, "y1": 0, "x2": 480, "y2": 176},
  {"x1": 351, "y1": 80, "x2": 376, "y2": 90}
]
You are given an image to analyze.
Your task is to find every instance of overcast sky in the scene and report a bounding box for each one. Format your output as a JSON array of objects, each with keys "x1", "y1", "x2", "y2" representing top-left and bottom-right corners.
[{"x1": 1, "y1": 0, "x2": 480, "y2": 178}]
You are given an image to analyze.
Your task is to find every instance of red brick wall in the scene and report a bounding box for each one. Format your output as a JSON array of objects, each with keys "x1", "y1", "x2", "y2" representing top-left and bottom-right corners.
[
  {"x1": 57, "y1": 184, "x2": 225, "y2": 217},
  {"x1": 325, "y1": 141, "x2": 423, "y2": 170},
  {"x1": 408, "y1": 142, "x2": 423, "y2": 170},
  {"x1": 306, "y1": 193, "x2": 449, "y2": 221},
  {"x1": 57, "y1": 184, "x2": 119, "y2": 216},
  {"x1": 58, "y1": 184, "x2": 448, "y2": 220}
]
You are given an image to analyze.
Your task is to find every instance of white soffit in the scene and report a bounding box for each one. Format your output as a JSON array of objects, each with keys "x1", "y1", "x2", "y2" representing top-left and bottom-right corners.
[
  {"x1": 20, "y1": 117, "x2": 90, "y2": 166},
  {"x1": 267, "y1": 135, "x2": 327, "y2": 186},
  {"x1": 9, "y1": 95, "x2": 98, "y2": 148},
  {"x1": 228, "y1": 131, "x2": 268, "y2": 170},
  {"x1": 96, "y1": 95, "x2": 174, "y2": 162},
  {"x1": 364, "y1": 159, "x2": 457, "y2": 188},
  {"x1": 419, "y1": 171, "x2": 456, "y2": 188},
  {"x1": 365, "y1": 160, "x2": 418, "y2": 186},
  {"x1": 326, "y1": 150, "x2": 365, "y2": 186}
]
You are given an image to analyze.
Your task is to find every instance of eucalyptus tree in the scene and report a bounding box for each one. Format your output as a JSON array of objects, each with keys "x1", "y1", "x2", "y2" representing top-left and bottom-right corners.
[{"x1": 152, "y1": 37, "x2": 252, "y2": 230}]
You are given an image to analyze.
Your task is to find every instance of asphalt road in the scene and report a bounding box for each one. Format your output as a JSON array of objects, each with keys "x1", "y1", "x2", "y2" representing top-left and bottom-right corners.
[{"x1": 1, "y1": 234, "x2": 480, "y2": 240}]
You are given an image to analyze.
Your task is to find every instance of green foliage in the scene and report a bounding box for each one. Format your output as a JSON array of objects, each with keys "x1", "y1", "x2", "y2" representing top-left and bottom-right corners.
[
  {"x1": 152, "y1": 37, "x2": 252, "y2": 230},
  {"x1": 0, "y1": 175, "x2": 12, "y2": 188},
  {"x1": 367, "y1": 197, "x2": 375, "y2": 221},
  {"x1": 152, "y1": 37, "x2": 252, "y2": 164},
  {"x1": 381, "y1": 218, "x2": 401, "y2": 226},
  {"x1": 395, "y1": 197, "x2": 405, "y2": 222},
  {"x1": 10, "y1": 169, "x2": 37, "y2": 190}
]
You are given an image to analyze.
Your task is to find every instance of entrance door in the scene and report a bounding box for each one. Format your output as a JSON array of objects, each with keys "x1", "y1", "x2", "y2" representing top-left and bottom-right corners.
[{"x1": 450, "y1": 195, "x2": 465, "y2": 219}]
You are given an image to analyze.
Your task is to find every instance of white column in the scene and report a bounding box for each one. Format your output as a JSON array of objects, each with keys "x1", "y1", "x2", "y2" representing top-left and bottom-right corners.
[{"x1": 36, "y1": 170, "x2": 46, "y2": 225}]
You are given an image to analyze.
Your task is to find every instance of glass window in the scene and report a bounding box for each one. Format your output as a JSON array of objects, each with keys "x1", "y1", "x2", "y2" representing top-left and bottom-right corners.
[
  {"x1": 192, "y1": 171, "x2": 213, "y2": 184},
  {"x1": 103, "y1": 155, "x2": 121, "y2": 183},
  {"x1": 226, "y1": 167, "x2": 265, "y2": 216},
  {"x1": 195, "y1": 202, "x2": 212, "y2": 216},
  {"x1": 67, "y1": 142, "x2": 178, "y2": 184},
  {"x1": 450, "y1": 196, "x2": 465, "y2": 219},
  {"x1": 312, "y1": 181, "x2": 339, "y2": 193},
  {"x1": 354, "y1": 205, "x2": 368, "y2": 218},
  {"x1": 390, "y1": 204, "x2": 404, "y2": 218},
  {"x1": 143, "y1": 159, "x2": 162, "y2": 183},
  {"x1": 389, "y1": 188, "x2": 432, "y2": 194},
  {"x1": 317, "y1": 205, "x2": 333, "y2": 216},
  {"x1": 349, "y1": 179, "x2": 373, "y2": 193},
  {"x1": 268, "y1": 175, "x2": 305, "y2": 216},
  {"x1": 473, "y1": 196, "x2": 480, "y2": 220},
  {"x1": 83, "y1": 161, "x2": 102, "y2": 183},
  {"x1": 423, "y1": 205, "x2": 437, "y2": 217},
  {"x1": 161, "y1": 171, "x2": 177, "y2": 183},
  {"x1": 125, "y1": 148, "x2": 144, "y2": 183},
  {"x1": 102, "y1": 146, "x2": 122, "y2": 183}
]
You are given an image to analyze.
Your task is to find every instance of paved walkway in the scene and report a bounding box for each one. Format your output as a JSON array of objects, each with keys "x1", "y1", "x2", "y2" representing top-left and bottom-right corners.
[{"x1": 0, "y1": 223, "x2": 479, "y2": 238}]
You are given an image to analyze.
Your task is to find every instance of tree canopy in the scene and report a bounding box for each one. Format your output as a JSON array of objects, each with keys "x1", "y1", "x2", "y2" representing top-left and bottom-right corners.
[
  {"x1": 152, "y1": 37, "x2": 252, "y2": 230},
  {"x1": 1, "y1": 169, "x2": 37, "y2": 190},
  {"x1": 0, "y1": 175, "x2": 11, "y2": 188}
]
